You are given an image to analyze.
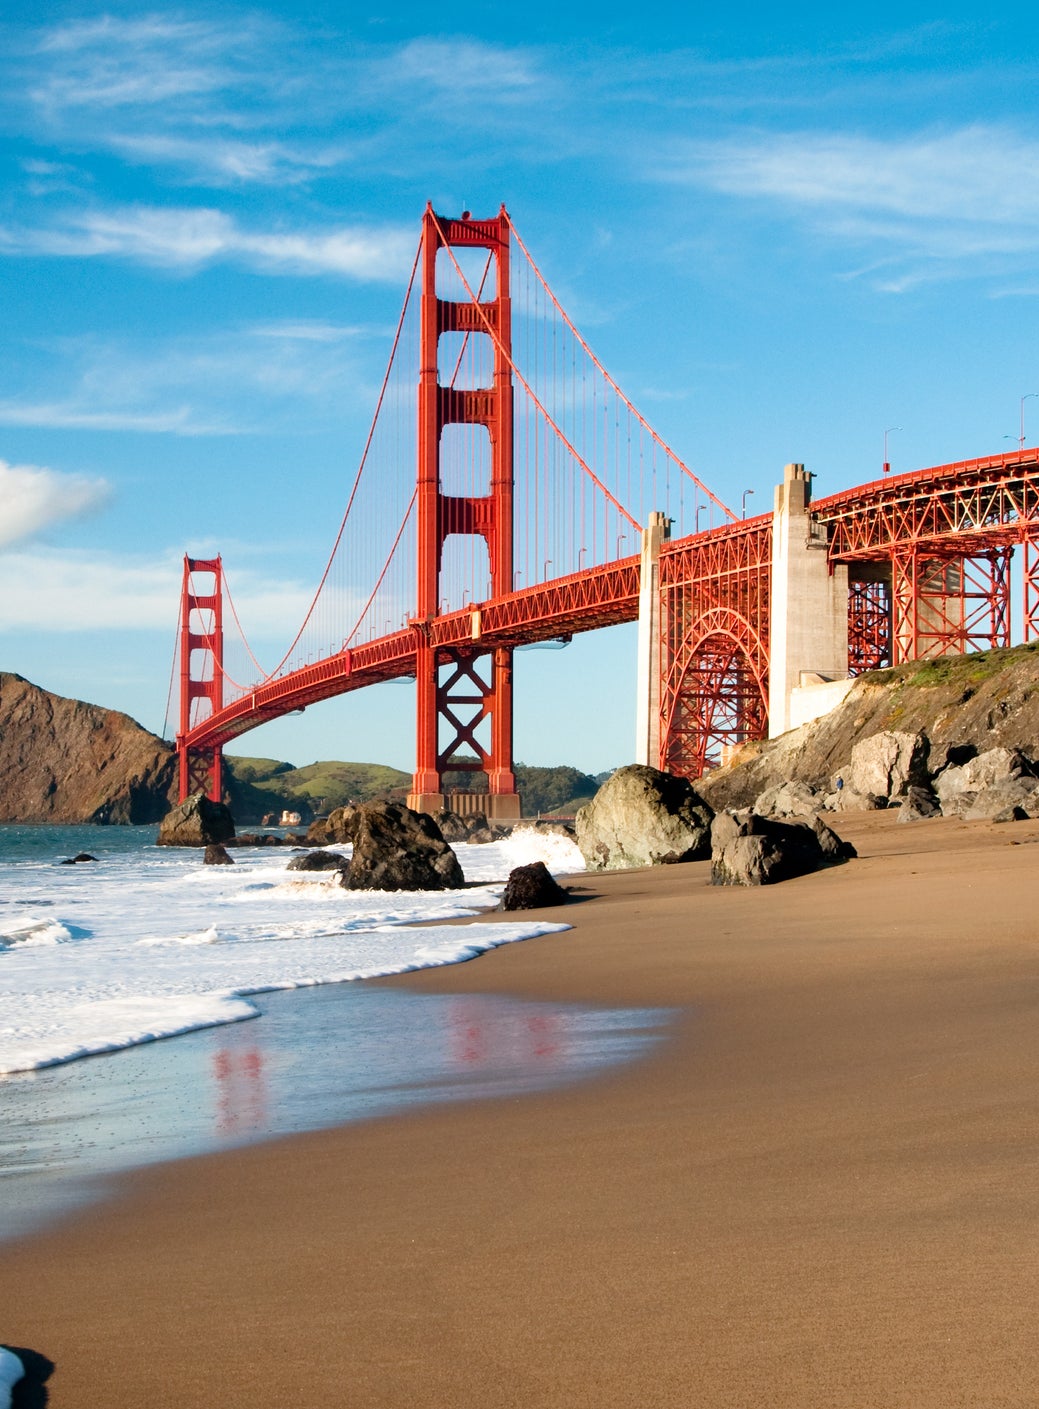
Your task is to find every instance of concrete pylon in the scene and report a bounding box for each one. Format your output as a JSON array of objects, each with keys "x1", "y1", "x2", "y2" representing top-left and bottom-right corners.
[
  {"x1": 768, "y1": 464, "x2": 849, "y2": 737},
  {"x1": 634, "y1": 510, "x2": 670, "y2": 766}
]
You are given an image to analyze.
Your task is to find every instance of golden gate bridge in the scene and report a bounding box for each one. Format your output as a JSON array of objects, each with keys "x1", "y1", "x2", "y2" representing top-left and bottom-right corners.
[{"x1": 175, "y1": 205, "x2": 1039, "y2": 816}]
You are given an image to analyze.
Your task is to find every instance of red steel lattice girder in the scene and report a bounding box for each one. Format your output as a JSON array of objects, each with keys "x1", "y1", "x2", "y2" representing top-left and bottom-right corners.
[
  {"x1": 658, "y1": 520, "x2": 771, "y2": 775},
  {"x1": 847, "y1": 578, "x2": 891, "y2": 674}
]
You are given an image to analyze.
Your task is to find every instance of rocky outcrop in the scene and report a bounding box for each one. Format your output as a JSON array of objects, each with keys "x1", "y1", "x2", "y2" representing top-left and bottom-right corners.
[
  {"x1": 341, "y1": 802, "x2": 464, "y2": 891},
  {"x1": 696, "y1": 643, "x2": 1039, "y2": 814},
  {"x1": 0, "y1": 672, "x2": 177, "y2": 823},
  {"x1": 499, "y1": 861, "x2": 569, "y2": 910},
  {"x1": 710, "y1": 811, "x2": 856, "y2": 887},
  {"x1": 157, "y1": 793, "x2": 236, "y2": 847},
  {"x1": 203, "y1": 844, "x2": 234, "y2": 865},
  {"x1": 576, "y1": 765, "x2": 713, "y2": 871}
]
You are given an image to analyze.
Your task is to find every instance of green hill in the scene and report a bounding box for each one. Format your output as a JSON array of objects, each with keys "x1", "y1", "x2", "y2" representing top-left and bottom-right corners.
[
  {"x1": 223, "y1": 755, "x2": 604, "y2": 822},
  {"x1": 224, "y1": 757, "x2": 411, "y2": 822}
]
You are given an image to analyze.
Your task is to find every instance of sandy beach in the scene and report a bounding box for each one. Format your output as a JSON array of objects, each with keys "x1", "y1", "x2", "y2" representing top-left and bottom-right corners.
[{"x1": 4, "y1": 809, "x2": 1039, "y2": 1407}]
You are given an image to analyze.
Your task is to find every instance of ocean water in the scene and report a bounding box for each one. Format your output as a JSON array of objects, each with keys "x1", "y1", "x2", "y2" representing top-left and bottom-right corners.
[
  {"x1": 0, "y1": 822, "x2": 585, "y2": 1076},
  {"x1": 0, "y1": 824, "x2": 672, "y2": 1243}
]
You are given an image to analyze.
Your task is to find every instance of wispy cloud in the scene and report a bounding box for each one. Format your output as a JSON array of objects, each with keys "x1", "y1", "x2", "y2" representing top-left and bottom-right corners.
[
  {"x1": 0, "y1": 205, "x2": 414, "y2": 279},
  {"x1": 0, "y1": 459, "x2": 110, "y2": 547},
  {"x1": 0, "y1": 545, "x2": 314, "y2": 634},
  {"x1": 104, "y1": 134, "x2": 348, "y2": 185},
  {"x1": 391, "y1": 38, "x2": 541, "y2": 95},
  {"x1": 31, "y1": 14, "x2": 256, "y2": 113},
  {"x1": 658, "y1": 124, "x2": 1039, "y2": 287},
  {"x1": 0, "y1": 322, "x2": 382, "y2": 437}
]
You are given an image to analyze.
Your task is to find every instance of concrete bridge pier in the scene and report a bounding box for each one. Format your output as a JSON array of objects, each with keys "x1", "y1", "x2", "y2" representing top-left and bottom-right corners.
[
  {"x1": 634, "y1": 511, "x2": 670, "y2": 767},
  {"x1": 768, "y1": 463, "x2": 851, "y2": 737}
]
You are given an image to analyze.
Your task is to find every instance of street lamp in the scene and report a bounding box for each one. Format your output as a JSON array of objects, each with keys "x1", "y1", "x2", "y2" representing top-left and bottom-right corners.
[
  {"x1": 741, "y1": 489, "x2": 755, "y2": 518},
  {"x1": 883, "y1": 426, "x2": 902, "y2": 475},
  {"x1": 1020, "y1": 394, "x2": 1039, "y2": 449},
  {"x1": 695, "y1": 505, "x2": 706, "y2": 533}
]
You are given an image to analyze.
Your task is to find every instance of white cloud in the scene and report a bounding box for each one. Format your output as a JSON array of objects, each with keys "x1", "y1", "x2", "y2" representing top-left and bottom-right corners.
[
  {"x1": 0, "y1": 402, "x2": 216, "y2": 435},
  {"x1": 392, "y1": 38, "x2": 540, "y2": 94},
  {"x1": 0, "y1": 319, "x2": 382, "y2": 437},
  {"x1": 0, "y1": 546, "x2": 315, "y2": 637},
  {"x1": 658, "y1": 125, "x2": 1039, "y2": 284},
  {"x1": 32, "y1": 15, "x2": 244, "y2": 112},
  {"x1": 0, "y1": 459, "x2": 110, "y2": 548},
  {"x1": 105, "y1": 134, "x2": 348, "y2": 186},
  {"x1": 0, "y1": 205, "x2": 414, "y2": 280}
]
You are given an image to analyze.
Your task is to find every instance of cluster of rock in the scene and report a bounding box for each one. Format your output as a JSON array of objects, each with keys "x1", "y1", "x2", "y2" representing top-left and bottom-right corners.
[
  {"x1": 753, "y1": 732, "x2": 1039, "y2": 826},
  {"x1": 576, "y1": 764, "x2": 855, "y2": 887},
  {"x1": 709, "y1": 810, "x2": 855, "y2": 886}
]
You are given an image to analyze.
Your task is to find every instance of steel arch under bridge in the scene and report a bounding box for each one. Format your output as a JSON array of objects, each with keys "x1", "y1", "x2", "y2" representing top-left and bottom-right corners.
[{"x1": 653, "y1": 449, "x2": 1039, "y2": 778}]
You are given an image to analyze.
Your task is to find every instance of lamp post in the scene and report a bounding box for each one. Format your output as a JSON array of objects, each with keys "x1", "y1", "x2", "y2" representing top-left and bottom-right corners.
[
  {"x1": 695, "y1": 505, "x2": 706, "y2": 534},
  {"x1": 1020, "y1": 394, "x2": 1039, "y2": 449},
  {"x1": 741, "y1": 489, "x2": 755, "y2": 519},
  {"x1": 883, "y1": 426, "x2": 901, "y2": 475}
]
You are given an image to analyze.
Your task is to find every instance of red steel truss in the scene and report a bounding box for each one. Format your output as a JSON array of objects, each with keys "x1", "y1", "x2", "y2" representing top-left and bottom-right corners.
[
  {"x1": 847, "y1": 577, "x2": 891, "y2": 674},
  {"x1": 817, "y1": 450, "x2": 1039, "y2": 667},
  {"x1": 658, "y1": 520, "x2": 771, "y2": 775}
]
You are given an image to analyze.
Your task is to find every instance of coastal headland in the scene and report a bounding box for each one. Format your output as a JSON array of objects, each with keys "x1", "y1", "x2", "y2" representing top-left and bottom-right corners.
[{"x1": 3, "y1": 809, "x2": 1039, "y2": 1406}]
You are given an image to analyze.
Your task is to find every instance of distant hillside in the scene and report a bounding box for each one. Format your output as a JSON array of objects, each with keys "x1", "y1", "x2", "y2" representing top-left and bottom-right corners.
[
  {"x1": 0, "y1": 673, "x2": 176, "y2": 823},
  {"x1": 223, "y1": 757, "x2": 411, "y2": 822},
  {"x1": 224, "y1": 756, "x2": 603, "y2": 821}
]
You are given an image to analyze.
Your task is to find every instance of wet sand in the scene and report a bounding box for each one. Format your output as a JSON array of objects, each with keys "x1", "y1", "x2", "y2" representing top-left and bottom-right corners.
[{"x1": 4, "y1": 810, "x2": 1039, "y2": 1406}]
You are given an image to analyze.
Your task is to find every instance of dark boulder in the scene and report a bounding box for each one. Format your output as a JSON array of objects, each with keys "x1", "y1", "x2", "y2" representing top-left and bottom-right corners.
[
  {"x1": 576, "y1": 764, "x2": 714, "y2": 871},
  {"x1": 287, "y1": 849, "x2": 348, "y2": 873},
  {"x1": 711, "y1": 810, "x2": 856, "y2": 887},
  {"x1": 59, "y1": 852, "x2": 98, "y2": 865},
  {"x1": 203, "y1": 843, "x2": 234, "y2": 865},
  {"x1": 499, "y1": 861, "x2": 569, "y2": 910},
  {"x1": 896, "y1": 785, "x2": 942, "y2": 824},
  {"x1": 341, "y1": 802, "x2": 464, "y2": 891},
  {"x1": 157, "y1": 793, "x2": 236, "y2": 848}
]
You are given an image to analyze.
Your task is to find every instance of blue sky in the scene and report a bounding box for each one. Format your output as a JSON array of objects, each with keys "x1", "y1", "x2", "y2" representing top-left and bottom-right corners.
[{"x1": 2, "y1": 4, "x2": 1038, "y2": 775}]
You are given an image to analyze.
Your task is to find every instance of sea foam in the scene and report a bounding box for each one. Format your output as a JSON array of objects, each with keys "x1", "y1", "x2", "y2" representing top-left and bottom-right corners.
[{"x1": 0, "y1": 827, "x2": 584, "y2": 1076}]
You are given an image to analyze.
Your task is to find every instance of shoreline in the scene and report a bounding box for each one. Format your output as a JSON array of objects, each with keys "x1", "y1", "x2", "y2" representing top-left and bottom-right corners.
[{"x1": 5, "y1": 811, "x2": 1039, "y2": 1405}]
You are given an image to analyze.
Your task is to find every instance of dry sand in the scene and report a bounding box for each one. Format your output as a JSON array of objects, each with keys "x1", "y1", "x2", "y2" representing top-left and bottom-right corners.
[{"x1": 4, "y1": 810, "x2": 1039, "y2": 1407}]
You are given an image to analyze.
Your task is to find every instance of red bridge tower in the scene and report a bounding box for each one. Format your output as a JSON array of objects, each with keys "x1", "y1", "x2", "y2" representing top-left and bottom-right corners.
[{"x1": 408, "y1": 205, "x2": 521, "y2": 820}]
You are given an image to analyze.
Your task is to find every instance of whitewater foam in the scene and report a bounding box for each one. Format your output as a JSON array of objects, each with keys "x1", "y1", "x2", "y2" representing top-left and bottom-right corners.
[{"x1": 0, "y1": 826, "x2": 585, "y2": 1076}]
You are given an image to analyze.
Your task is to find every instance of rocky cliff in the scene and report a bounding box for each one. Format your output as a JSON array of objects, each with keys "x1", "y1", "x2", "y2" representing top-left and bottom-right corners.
[
  {"x1": 697, "y1": 643, "x2": 1039, "y2": 812},
  {"x1": 0, "y1": 673, "x2": 177, "y2": 823}
]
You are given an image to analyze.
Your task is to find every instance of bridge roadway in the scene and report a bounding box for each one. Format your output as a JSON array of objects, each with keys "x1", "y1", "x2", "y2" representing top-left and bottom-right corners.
[{"x1": 184, "y1": 447, "x2": 1039, "y2": 755}]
